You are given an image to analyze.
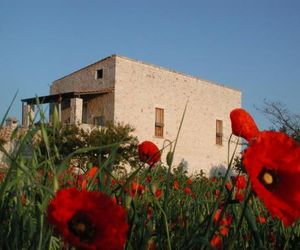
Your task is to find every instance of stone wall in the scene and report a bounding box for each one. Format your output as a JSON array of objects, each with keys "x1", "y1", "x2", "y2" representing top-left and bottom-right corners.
[
  {"x1": 114, "y1": 56, "x2": 241, "y2": 174},
  {"x1": 50, "y1": 56, "x2": 116, "y2": 125},
  {"x1": 85, "y1": 93, "x2": 114, "y2": 125},
  {"x1": 50, "y1": 55, "x2": 116, "y2": 94}
]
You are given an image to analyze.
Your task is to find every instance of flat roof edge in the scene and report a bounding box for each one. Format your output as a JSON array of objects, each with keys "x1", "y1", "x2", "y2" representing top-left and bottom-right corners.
[
  {"x1": 113, "y1": 54, "x2": 241, "y2": 93},
  {"x1": 22, "y1": 88, "x2": 115, "y2": 104},
  {"x1": 52, "y1": 54, "x2": 240, "y2": 93}
]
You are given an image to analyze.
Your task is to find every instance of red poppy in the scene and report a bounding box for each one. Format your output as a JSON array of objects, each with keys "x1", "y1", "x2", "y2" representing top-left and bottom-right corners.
[
  {"x1": 147, "y1": 207, "x2": 154, "y2": 221},
  {"x1": 187, "y1": 178, "x2": 193, "y2": 185},
  {"x1": 235, "y1": 191, "x2": 244, "y2": 202},
  {"x1": 234, "y1": 175, "x2": 247, "y2": 190},
  {"x1": 213, "y1": 189, "x2": 220, "y2": 197},
  {"x1": 146, "y1": 175, "x2": 152, "y2": 183},
  {"x1": 243, "y1": 131, "x2": 300, "y2": 226},
  {"x1": 111, "y1": 178, "x2": 117, "y2": 186},
  {"x1": 225, "y1": 182, "x2": 232, "y2": 191},
  {"x1": 155, "y1": 189, "x2": 163, "y2": 199},
  {"x1": 219, "y1": 226, "x2": 229, "y2": 236},
  {"x1": 173, "y1": 180, "x2": 179, "y2": 190},
  {"x1": 210, "y1": 234, "x2": 222, "y2": 249},
  {"x1": 230, "y1": 108, "x2": 259, "y2": 141},
  {"x1": 184, "y1": 187, "x2": 191, "y2": 195},
  {"x1": 231, "y1": 108, "x2": 300, "y2": 226},
  {"x1": 213, "y1": 209, "x2": 233, "y2": 227},
  {"x1": 81, "y1": 167, "x2": 99, "y2": 190},
  {"x1": 138, "y1": 141, "x2": 161, "y2": 166},
  {"x1": 212, "y1": 208, "x2": 232, "y2": 241},
  {"x1": 211, "y1": 177, "x2": 217, "y2": 182},
  {"x1": 221, "y1": 216, "x2": 233, "y2": 227},
  {"x1": 47, "y1": 188, "x2": 128, "y2": 250},
  {"x1": 0, "y1": 171, "x2": 5, "y2": 182},
  {"x1": 130, "y1": 182, "x2": 145, "y2": 197},
  {"x1": 256, "y1": 216, "x2": 267, "y2": 224}
]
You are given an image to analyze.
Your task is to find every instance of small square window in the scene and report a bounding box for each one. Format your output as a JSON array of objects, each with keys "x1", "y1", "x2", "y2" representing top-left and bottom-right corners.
[{"x1": 96, "y1": 69, "x2": 103, "y2": 79}]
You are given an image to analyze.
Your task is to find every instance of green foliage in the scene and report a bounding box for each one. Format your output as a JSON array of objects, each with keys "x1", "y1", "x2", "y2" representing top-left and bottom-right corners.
[
  {"x1": 87, "y1": 123, "x2": 139, "y2": 168},
  {"x1": 37, "y1": 122, "x2": 139, "y2": 170},
  {"x1": 0, "y1": 129, "x2": 61, "y2": 249}
]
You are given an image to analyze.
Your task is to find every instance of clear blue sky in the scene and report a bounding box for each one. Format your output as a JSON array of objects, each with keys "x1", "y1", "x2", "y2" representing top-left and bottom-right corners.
[{"x1": 1, "y1": 0, "x2": 299, "y2": 129}]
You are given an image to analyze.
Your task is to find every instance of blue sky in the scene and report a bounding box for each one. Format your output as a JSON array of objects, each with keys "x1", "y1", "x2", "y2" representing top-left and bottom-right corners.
[{"x1": 0, "y1": 0, "x2": 299, "y2": 129}]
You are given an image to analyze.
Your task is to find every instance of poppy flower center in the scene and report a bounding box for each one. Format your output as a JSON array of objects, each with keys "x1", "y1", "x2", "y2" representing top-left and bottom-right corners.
[
  {"x1": 258, "y1": 167, "x2": 279, "y2": 190},
  {"x1": 68, "y1": 211, "x2": 95, "y2": 243},
  {"x1": 263, "y1": 172, "x2": 273, "y2": 185},
  {"x1": 74, "y1": 223, "x2": 86, "y2": 233}
]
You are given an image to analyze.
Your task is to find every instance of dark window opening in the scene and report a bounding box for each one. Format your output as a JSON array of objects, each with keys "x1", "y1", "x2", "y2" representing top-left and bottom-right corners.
[{"x1": 96, "y1": 69, "x2": 103, "y2": 79}]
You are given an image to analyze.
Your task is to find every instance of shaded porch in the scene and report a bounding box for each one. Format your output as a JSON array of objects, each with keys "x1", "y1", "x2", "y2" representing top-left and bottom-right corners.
[{"x1": 21, "y1": 88, "x2": 114, "y2": 127}]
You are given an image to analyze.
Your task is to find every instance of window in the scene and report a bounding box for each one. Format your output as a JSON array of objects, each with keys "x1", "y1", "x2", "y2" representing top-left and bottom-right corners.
[
  {"x1": 95, "y1": 69, "x2": 103, "y2": 79},
  {"x1": 216, "y1": 120, "x2": 223, "y2": 145},
  {"x1": 94, "y1": 116, "x2": 105, "y2": 126},
  {"x1": 155, "y1": 108, "x2": 164, "y2": 137}
]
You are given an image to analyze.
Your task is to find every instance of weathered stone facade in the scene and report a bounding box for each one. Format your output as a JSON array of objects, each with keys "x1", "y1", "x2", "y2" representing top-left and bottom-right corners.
[
  {"x1": 50, "y1": 56, "x2": 116, "y2": 125},
  {"x1": 51, "y1": 56, "x2": 115, "y2": 93},
  {"x1": 113, "y1": 56, "x2": 241, "y2": 174},
  {"x1": 24, "y1": 55, "x2": 241, "y2": 174}
]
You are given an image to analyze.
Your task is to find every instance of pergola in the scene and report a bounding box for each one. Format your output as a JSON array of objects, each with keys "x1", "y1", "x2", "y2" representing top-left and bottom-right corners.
[{"x1": 21, "y1": 88, "x2": 114, "y2": 127}]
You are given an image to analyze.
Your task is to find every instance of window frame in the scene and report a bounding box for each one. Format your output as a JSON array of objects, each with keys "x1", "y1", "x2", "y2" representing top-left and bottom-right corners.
[
  {"x1": 216, "y1": 119, "x2": 223, "y2": 145},
  {"x1": 155, "y1": 108, "x2": 164, "y2": 138},
  {"x1": 95, "y1": 69, "x2": 103, "y2": 79}
]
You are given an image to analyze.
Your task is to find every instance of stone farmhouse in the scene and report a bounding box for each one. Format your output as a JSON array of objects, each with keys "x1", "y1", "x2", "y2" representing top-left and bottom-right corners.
[{"x1": 21, "y1": 55, "x2": 241, "y2": 174}]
